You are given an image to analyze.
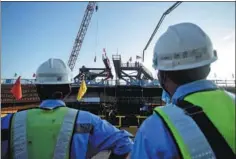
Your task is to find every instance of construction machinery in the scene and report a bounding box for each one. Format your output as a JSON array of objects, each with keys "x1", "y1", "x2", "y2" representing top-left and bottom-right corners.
[
  {"x1": 142, "y1": 1, "x2": 182, "y2": 62},
  {"x1": 68, "y1": 2, "x2": 98, "y2": 71},
  {"x1": 74, "y1": 50, "x2": 114, "y2": 83}
]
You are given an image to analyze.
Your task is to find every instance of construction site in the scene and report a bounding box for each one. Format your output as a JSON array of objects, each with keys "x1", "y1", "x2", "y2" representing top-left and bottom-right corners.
[
  {"x1": 1, "y1": 2, "x2": 236, "y2": 158},
  {"x1": 1, "y1": 1, "x2": 236, "y2": 133}
]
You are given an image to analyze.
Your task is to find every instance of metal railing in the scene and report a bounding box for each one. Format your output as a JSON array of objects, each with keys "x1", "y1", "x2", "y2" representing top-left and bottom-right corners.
[
  {"x1": 1, "y1": 79, "x2": 36, "y2": 84},
  {"x1": 72, "y1": 79, "x2": 161, "y2": 87},
  {"x1": 140, "y1": 64, "x2": 153, "y2": 78},
  {"x1": 117, "y1": 96, "x2": 162, "y2": 104},
  {"x1": 112, "y1": 55, "x2": 121, "y2": 61},
  {"x1": 213, "y1": 80, "x2": 235, "y2": 87},
  {"x1": 1, "y1": 78, "x2": 235, "y2": 88},
  {"x1": 119, "y1": 63, "x2": 154, "y2": 79},
  {"x1": 121, "y1": 62, "x2": 140, "y2": 68},
  {"x1": 63, "y1": 95, "x2": 162, "y2": 104}
]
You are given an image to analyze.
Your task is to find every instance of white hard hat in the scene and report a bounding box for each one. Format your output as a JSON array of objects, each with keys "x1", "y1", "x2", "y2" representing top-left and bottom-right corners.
[
  {"x1": 153, "y1": 22, "x2": 218, "y2": 71},
  {"x1": 35, "y1": 58, "x2": 73, "y2": 85}
]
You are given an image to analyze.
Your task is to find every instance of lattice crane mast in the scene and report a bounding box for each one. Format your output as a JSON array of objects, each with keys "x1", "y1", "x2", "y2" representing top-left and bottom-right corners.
[{"x1": 68, "y1": 2, "x2": 98, "y2": 71}]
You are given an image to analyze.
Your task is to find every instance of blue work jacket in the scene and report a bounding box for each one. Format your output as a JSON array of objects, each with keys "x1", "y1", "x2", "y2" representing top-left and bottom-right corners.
[{"x1": 131, "y1": 80, "x2": 235, "y2": 159}]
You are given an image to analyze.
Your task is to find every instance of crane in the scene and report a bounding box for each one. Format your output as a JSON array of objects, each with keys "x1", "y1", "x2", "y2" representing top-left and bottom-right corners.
[
  {"x1": 68, "y1": 2, "x2": 98, "y2": 71},
  {"x1": 142, "y1": 1, "x2": 182, "y2": 62}
]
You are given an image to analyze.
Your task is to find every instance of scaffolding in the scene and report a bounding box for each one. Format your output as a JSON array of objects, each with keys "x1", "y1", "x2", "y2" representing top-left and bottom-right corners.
[{"x1": 112, "y1": 55, "x2": 154, "y2": 83}]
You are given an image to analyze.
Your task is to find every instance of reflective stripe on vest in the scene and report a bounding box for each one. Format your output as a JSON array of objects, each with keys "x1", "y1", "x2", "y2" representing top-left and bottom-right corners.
[
  {"x1": 12, "y1": 108, "x2": 78, "y2": 159},
  {"x1": 53, "y1": 108, "x2": 78, "y2": 159},
  {"x1": 224, "y1": 91, "x2": 235, "y2": 101},
  {"x1": 154, "y1": 106, "x2": 216, "y2": 159},
  {"x1": 12, "y1": 111, "x2": 28, "y2": 159}
]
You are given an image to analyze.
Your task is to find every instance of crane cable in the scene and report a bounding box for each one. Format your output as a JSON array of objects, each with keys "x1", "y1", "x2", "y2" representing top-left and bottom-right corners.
[{"x1": 94, "y1": 4, "x2": 99, "y2": 62}]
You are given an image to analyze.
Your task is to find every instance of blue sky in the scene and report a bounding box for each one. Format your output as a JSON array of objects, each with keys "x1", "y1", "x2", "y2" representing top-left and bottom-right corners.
[{"x1": 1, "y1": 2, "x2": 235, "y2": 80}]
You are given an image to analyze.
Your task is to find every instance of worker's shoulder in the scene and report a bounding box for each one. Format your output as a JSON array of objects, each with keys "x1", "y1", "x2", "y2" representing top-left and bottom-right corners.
[
  {"x1": 139, "y1": 112, "x2": 169, "y2": 137},
  {"x1": 136, "y1": 114, "x2": 170, "y2": 148},
  {"x1": 137, "y1": 112, "x2": 179, "y2": 154},
  {"x1": 77, "y1": 109, "x2": 100, "y2": 118},
  {"x1": 71, "y1": 109, "x2": 102, "y2": 124}
]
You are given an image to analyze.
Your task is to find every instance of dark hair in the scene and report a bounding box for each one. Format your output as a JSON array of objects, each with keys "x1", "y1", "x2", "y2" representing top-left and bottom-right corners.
[
  {"x1": 36, "y1": 84, "x2": 71, "y2": 101},
  {"x1": 160, "y1": 64, "x2": 210, "y2": 85}
]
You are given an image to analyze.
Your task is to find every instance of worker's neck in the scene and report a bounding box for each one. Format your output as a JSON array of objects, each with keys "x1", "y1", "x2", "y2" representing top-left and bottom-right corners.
[
  {"x1": 165, "y1": 83, "x2": 179, "y2": 97},
  {"x1": 52, "y1": 92, "x2": 63, "y2": 99}
]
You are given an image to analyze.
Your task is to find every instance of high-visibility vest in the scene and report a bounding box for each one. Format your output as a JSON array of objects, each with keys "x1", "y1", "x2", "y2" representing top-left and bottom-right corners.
[
  {"x1": 10, "y1": 107, "x2": 78, "y2": 159},
  {"x1": 154, "y1": 89, "x2": 235, "y2": 159}
]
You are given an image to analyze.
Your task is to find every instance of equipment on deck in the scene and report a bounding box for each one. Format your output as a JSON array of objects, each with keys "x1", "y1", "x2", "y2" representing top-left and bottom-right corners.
[
  {"x1": 74, "y1": 52, "x2": 113, "y2": 82},
  {"x1": 112, "y1": 55, "x2": 154, "y2": 83}
]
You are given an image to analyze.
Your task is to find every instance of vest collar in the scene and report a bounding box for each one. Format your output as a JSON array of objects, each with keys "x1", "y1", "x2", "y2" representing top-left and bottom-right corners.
[
  {"x1": 40, "y1": 100, "x2": 66, "y2": 109},
  {"x1": 172, "y1": 80, "x2": 218, "y2": 104}
]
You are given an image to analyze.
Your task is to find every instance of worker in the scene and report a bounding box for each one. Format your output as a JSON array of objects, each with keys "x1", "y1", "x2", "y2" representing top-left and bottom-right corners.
[
  {"x1": 131, "y1": 23, "x2": 235, "y2": 159},
  {"x1": 1, "y1": 58, "x2": 133, "y2": 159}
]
